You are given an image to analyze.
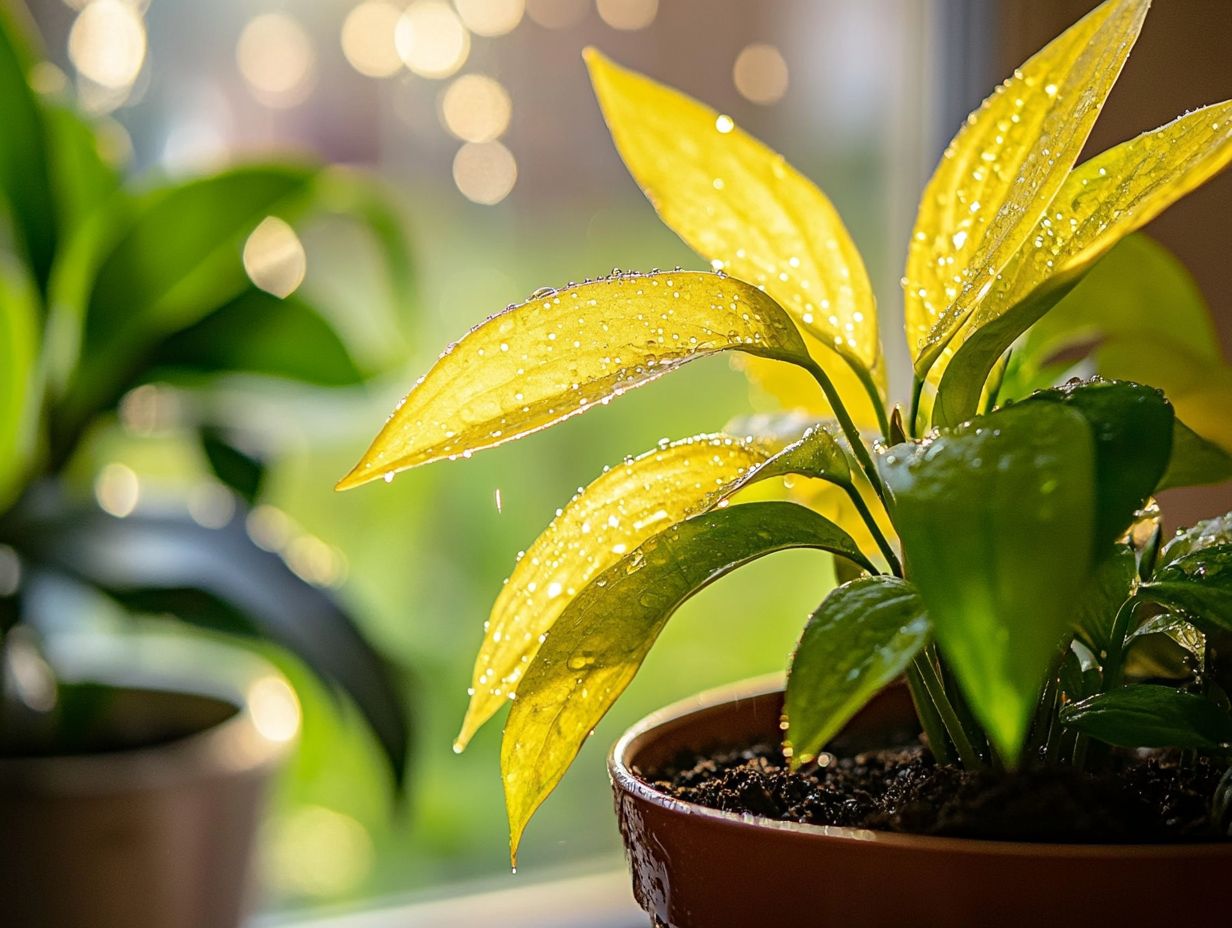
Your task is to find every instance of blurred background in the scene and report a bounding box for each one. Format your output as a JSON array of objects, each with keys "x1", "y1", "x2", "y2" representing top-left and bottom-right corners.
[{"x1": 14, "y1": 0, "x2": 1230, "y2": 918}]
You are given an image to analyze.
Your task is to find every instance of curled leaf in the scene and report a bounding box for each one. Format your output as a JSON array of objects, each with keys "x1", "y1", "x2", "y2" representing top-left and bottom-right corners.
[
  {"x1": 502, "y1": 501, "x2": 872, "y2": 860},
  {"x1": 338, "y1": 271, "x2": 811, "y2": 489}
]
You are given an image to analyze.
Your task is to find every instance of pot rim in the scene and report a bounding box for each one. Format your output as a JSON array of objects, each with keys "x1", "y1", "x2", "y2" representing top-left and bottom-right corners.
[
  {"x1": 0, "y1": 639, "x2": 298, "y2": 795},
  {"x1": 609, "y1": 673, "x2": 1232, "y2": 859}
]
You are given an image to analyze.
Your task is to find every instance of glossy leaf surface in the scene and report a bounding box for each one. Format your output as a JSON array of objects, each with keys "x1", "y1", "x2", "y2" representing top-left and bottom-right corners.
[
  {"x1": 339, "y1": 271, "x2": 810, "y2": 489},
  {"x1": 785, "y1": 577, "x2": 930, "y2": 764},
  {"x1": 1161, "y1": 514, "x2": 1232, "y2": 565},
  {"x1": 1061, "y1": 685, "x2": 1232, "y2": 750},
  {"x1": 455, "y1": 434, "x2": 772, "y2": 750},
  {"x1": 502, "y1": 501, "x2": 872, "y2": 859},
  {"x1": 933, "y1": 102, "x2": 1232, "y2": 425},
  {"x1": 906, "y1": 0, "x2": 1149, "y2": 372},
  {"x1": 716, "y1": 425, "x2": 851, "y2": 503},
  {"x1": 1138, "y1": 544, "x2": 1232, "y2": 632},
  {"x1": 1017, "y1": 380, "x2": 1172, "y2": 549},
  {"x1": 879, "y1": 402, "x2": 1096, "y2": 763},
  {"x1": 585, "y1": 50, "x2": 882, "y2": 408}
]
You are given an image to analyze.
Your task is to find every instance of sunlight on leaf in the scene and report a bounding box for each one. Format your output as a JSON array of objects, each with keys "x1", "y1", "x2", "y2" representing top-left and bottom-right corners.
[
  {"x1": 785, "y1": 577, "x2": 929, "y2": 765},
  {"x1": 502, "y1": 500, "x2": 874, "y2": 861},
  {"x1": 585, "y1": 49, "x2": 884, "y2": 417},
  {"x1": 338, "y1": 271, "x2": 812, "y2": 489},
  {"x1": 932, "y1": 101, "x2": 1232, "y2": 426},
  {"x1": 1138, "y1": 544, "x2": 1232, "y2": 632},
  {"x1": 455, "y1": 433, "x2": 772, "y2": 750},
  {"x1": 906, "y1": 0, "x2": 1149, "y2": 374},
  {"x1": 879, "y1": 402, "x2": 1096, "y2": 764},
  {"x1": 0, "y1": 257, "x2": 39, "y2": 509}
]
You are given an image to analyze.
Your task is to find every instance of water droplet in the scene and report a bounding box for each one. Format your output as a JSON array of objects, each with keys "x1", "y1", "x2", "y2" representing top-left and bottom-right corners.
[{"x1": 714, "y1": 114, "x2": 734, "y2": 134}]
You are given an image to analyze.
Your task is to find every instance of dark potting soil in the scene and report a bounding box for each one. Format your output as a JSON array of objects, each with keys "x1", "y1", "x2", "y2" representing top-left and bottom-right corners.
[{"x1": 643, "y1": 742, "x2": 1229, "y2": 842}]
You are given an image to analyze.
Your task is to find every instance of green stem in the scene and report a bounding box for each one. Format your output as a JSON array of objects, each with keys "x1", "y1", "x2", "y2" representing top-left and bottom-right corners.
[
  {"x1": 935, "y1": 646, "x2": 990, "y2": 763},
  {"x1": 913, "y1": 653, "x2": 983, "y2": 769},
  {"x1": 909, "y1": 375, "x2": 925, "y2": 439},
  {"x1": 849, "y1": 359, "x2": 890, "y2": 442},
  {"x1": 804, "y1": 361, "x2": 889, "y2": 506},
  {"x1": 906, "y1": 661, "x2": 955, "y2": 766},
  {"x1": 843, "y1": 484, "x2": 902, "y2": 577},
  {"x1": 1102, "y1": 599, "x2": 1140, "y2": 691}
]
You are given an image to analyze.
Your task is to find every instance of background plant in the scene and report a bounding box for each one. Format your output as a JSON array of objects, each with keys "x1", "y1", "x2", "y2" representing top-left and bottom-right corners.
[
  {"x1": 0, "y1": 3, "x2": 411, "y2": 779},
  {"x1": 343, "y1": 0, "x2": 1232, "y2": 858}
]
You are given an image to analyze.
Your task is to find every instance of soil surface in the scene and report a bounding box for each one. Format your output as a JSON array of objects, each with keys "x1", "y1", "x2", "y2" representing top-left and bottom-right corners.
[{"x1": 643, "y1": 742, "x2": 1229, "y2": 842}]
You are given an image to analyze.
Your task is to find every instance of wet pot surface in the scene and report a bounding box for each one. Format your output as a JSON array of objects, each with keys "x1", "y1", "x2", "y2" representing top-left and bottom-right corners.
[{"x1": 609, "y1": 676, "x2": 1231, "y2": 928}]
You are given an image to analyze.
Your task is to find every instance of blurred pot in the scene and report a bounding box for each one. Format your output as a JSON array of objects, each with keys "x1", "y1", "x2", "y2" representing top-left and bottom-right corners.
[
  {"x1": 610, "y1": 675, "x2": 1230, "y2": 928},
  {"x1": 0, "y1": 641, "x2": 298, "y2": 928}
]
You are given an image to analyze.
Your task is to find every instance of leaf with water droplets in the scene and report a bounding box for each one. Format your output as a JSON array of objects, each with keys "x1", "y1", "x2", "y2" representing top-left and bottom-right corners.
[
  {"x1": 1137, "y1": 544, "x2": 1232, "y2": 633},
  {"x1": 905, "y1": 0, "x2": 1150, "y2": 374},
  {"x1": 455, "y1": 433, "x2": 773, "y2": 750},
  {"x1": 715, "y1": 425, "x2": 851, "y2": 502},
  {"x1": 337, "y1": 271, "x2": 811, "y2": 489},
  {"x1": 932, "y1": 101, "x2": 1232, "y2": 426},
  {"x1": 785, "y1": 577, "x2": 930, "y2": 766},
  {"x1": 501, "y1": 501, "x2": 874, "y2": 861},
  {"x1": 1161, "y1": 515, "x2": 1232, "y2": 566},
  {"x1": 1061, "y1": 684, "x2": 1232, "y2": 750},
  {"x1": 879, "y1": 402, "x2": 1097, "y2": 764},
  {"x1": 585, "y1": 49, "x2": 884, "y2": 419}
]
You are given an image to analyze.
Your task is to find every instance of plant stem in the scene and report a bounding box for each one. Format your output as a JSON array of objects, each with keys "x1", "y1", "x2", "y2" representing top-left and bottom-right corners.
[
  {"x1": 906, "y1": 661, "x2": 955, "y2": 766},
  {"x1": 843, "y1": 484, "x2": 902, "y2": 577},
  {"x1": 909, "y1": 375, "x2": 925, "y2": 439},
  {"x1": 1101, "y1": 599, "x2": 1140, "y2": 690},
  {"x1": 936, "y1": 646, "x2": 990, "y2": 763},
  {"x1": 850, "y1": 360, "x2": 890, "y2": 442},
  {"x1": 912, "y1": 652, "x2": 983, "y2": 769},
  {"x1": 804, "y1": 361, "x2": 889, "y2": 506}
]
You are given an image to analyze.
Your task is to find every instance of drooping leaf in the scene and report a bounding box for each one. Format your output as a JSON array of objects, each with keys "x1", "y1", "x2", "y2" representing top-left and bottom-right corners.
[
  {"x1": 338, "y1": 271, "x2": 813, "y2": 489},
  {"x1": 150, "y1": 288, "x2": 365, "y2": 388},
  {"x1": 879, "y1": 402, "x2": 1097, "y2": 763},
  {"x1": 455, "y1": 434, "x2": 772, "y2": 750},
  {"x1": 1161, "y1": 514, "x2": 1232, "y2": 565},
  {"x1": 2, "y1": 488, "x2": 409, "y2": 783},
  {"x1": 784, "y1": 577, "x2": 930, "y2": 765},
  {"x1": 502, "y1": 501, "x2": 872, "y2": 859},
  {"x1": 1137, "y1": 544, "x2": 1232, "y2": 633},
  {"x1": 906, "y1": 0, "x2": 1150, "y2": 373},
  {"x1": 0, "y1": 256, "x2": 40, "y2": 509},
  {"x1": 1016, "y1": 379, "x2": 1173, "y2": 548},
  {"x1": 715, "y1": 425, "x2": 851, "y2": 503},
  {"x1": 585, "y1": 49, "x2": 882, "y2": 418},
  {"x1": 1061, "y1": 685, "x2": 1232, "y2": 750},
  {"x1": 932, "y1": 102, "x2": 1232, "y2": 426},
  {"x1": 0, "y1": 3, "x2": 56, "y2": 292},
  {"x1": 1073, "y1": 543, "x2": 1136, "y2": 655}
]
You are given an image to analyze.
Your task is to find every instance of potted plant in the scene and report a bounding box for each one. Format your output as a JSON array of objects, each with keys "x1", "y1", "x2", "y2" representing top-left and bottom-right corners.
[
  {"x1": 0, "y1": 7, "x2": 410, "y2": 926},
  {"x1": 341, "y1": 0, "x2": 1232, "y2": 923}
]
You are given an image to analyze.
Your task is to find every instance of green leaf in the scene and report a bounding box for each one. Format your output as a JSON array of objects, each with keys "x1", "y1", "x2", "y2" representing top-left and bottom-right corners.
[
  {"x1": 42, "y1": 103, "x2": 122, "y2": 238},
  {"x1": 1073, "y1": 544, "x2": 1136, "y2": 655},
  {"x1": 1159, "y1": 422, "x2": 1232, "y2": 492},
  {"x1": 0, "y1": 3, "x2": 56, "y2": 292},
  {"x1": 1017, "y1": 379, "x2": 1173, "y2": 548},
  {"x1": 1137, "y1": 544, "x2": 1232, "y2": 633},
  {"x1": 879, "y1": 402, "x2": 1097, "y2": 764},
  {"x1": 339, "y1": 271, "x2": 814, "y2": 490},
  {"x1": 1061, "y1": 685, "x2": 1232, "y2": 750},
  {"x1": 784, "y1": 577, "x2": 930, "y2": 765},
  {"x1": 0, "y1": 256, "x2": 40, "y2": 509},
  {"x1": 199, "y1": 428, "x2": 265, "y2": 506},
  {"x1": 716, "y1": 424, "x2": 852, "y2": 502},
  {"x1": 1161, "y1": 514, "x2": 1232, "y2": 565},
  {"x1": 151, "y1": 288, "x2": 364, "y2": 388},
  {"x1": 501, "y1": 501, "x2": 872, "y2": 860}
]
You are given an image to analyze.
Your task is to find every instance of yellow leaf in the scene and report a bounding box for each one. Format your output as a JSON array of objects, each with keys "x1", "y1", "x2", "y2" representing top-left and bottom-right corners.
[
  {"x1": 455, "y1": 433, "x2": 772, "y2": 750},
  {"x1": 905, "y1": 0, "x2": 1149, "y2": 375},
  {"x1": 337, "y1": 271, "x2": 811, "y2": 490},
  {"x1": 584, "y1": 49, "x2": 884, "y2": 419},
  {"x1": 933, "y1": 101, "x2": 1232, "y2": 427}
]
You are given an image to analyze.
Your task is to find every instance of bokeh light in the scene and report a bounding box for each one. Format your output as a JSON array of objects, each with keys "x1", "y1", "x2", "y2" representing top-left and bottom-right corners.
[
  {"x1": 454, "y1": 0, "x2": 525, "y2": 37},
  {"x1": 341, "y1": 1, "x2": 403, "y2": 78},
  {"x1": 440, "y1": 73, "x2": 512, "y2": 143},
  {"x1": 395, "y1": 1, "x2": 471, "y2": 79},
  {"x1": 452, "y1": 140, "x2": 517, "y2": 204},
  {"x1": 236, "y1": 12, "x2": 316, "y2": 108},
  {"x1": 248, "y1": 675, "x2": 301, "y2": 744},
  {"x1": 95, "y1": 462, "x2": 139, "y2": 518},
  {"x1": 596, "y1": 0, "x2": 658, "y2": 31},
  {"x1": 525, "y1": 0, "x2": 588, "y2": 30},
  {"x1": 265, "y1": 806, "x2": 374, "y2": 900},
  {"x1": 67, "y1": 0, "x2": 147, "y2": 89},
  {"x1": 733, "y1": 42, "x2": 789, "y2": 105},
  {"x1": 243, "y1": 217, "x2": 307, "y2": 298}
]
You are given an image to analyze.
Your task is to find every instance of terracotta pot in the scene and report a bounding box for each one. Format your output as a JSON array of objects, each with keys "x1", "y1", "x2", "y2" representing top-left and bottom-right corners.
[
  {"x1": 0, "y1": 655, "x2": 296, "y2": 928},
  {"x1": 609, "y1": 675, "x2": 1230, "y2": 928}
]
